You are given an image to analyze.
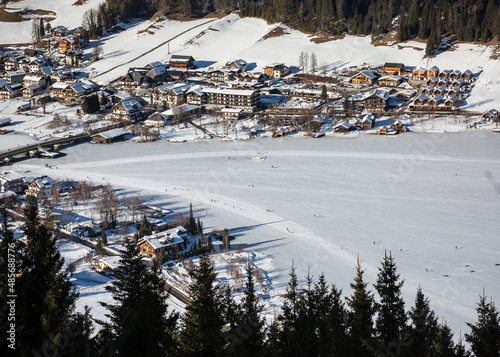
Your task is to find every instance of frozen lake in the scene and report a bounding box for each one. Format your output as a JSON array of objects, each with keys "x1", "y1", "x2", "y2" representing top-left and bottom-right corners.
[{"x1": 14, "y1": 131, "x2": 500, "y2": 336}]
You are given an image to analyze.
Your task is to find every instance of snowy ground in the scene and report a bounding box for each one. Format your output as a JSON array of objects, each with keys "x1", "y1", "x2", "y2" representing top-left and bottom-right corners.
[
  {"x1": 9, "y1": 131, "x2": 500, "y2": 338},
  {"x1": 2, "y1": 9, "x2": 498, "y2": 110}
]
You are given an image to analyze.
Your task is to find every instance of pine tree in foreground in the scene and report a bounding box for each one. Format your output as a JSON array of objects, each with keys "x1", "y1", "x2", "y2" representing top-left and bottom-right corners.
[
  {"x1": 179, "y1": 254, "x2": 226, "y2": 356},
  {"x1": 277, "y1": 263, "x2": 303, "y2": 356},
  {"x1": 432, "y1": 321, "x2": 457, "y2": 357},
  {"x1": 407, "y1": 287, "x2": 439, "y2": 357},
  {"x1": 374, "y1": 251, "x2": 407, "y2": 354},
  {"x1": 99, "y1": 240, "x2": 178, "y2": 357},
  {"x1": 346, "y1": 256, "x2": 376, "y2": 356},
  {"x1": 231, "y1": 261, "x2": 265, "y2": 357},
  {"x1": 465, "y1": 292, "x2": 500, "y2": 357},
  {"x1": 15, "y1": 195, "x2": 78, "y2": 356}
]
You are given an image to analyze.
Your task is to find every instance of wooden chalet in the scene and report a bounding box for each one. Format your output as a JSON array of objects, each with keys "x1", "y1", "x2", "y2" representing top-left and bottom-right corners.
[
  {"x1": 166, "y1": 70, "x2": 185, "y2": 81},
  {"x1": 72, "y1": 26, "x2": 86, "y2": 38},
  {"x1": 138, "y1": 228, "x2": 185, "y2": 260},
  {"x1": 437, "y1": 78, "x2": 451, "y2": 88},
  {"x1": 350, "y1": 70, "x2": 378, "y2": 85},
  {"x1": 433, "y1": 87, "x2": 446, "y2": 96},
  {"x1": 186, "y1": 87, "x2": 207, "y2": 107},
  {"x1": 23, "y1": 74, "x2": 46, "y2": 88},
  {"x1": 50, "y1": 69, "x2": 73, "y2": 82},
  {"x1": 482, "y1": 109, "x2": 499, "y2": 121},
  {"x1": 391, "y1": 121, "x2": 405, "y2": 133},
  {"x1": 4, "y1": 70, "x2": 26, "y2": 84},
  {"x1": 427, "y1": 66, "x2": 439, "y2": 78},
  {"x1": 446, "y1": 88, "x2": 460, "y2": 98},
  {"x1": 356, "y1": 113, "x2": 375, "y2": 130},
  {"x1": 92, "y1": 256, "x2": 122, "y2": 273},
  {"x1": 383, "y1": 63, "x2": 404, "y2": 75},
  {"x1": 151, "y1": 82, "x2": 191, "y2": 108},
  {"x1": 333, "y1": 121, "x2": 353, "y2": 133},
  {"x1": 451, "y1": 79, "x2": 465, "y2": 88},
  {"x1": 449, "y1": 70, "x2": 462, "y2": 80},
  {"x1": 226, "y1": 59, "x2": 248, "y2": 72},
  {"x1": 146, "y1": 66, "x2": 168, "y2": 82},
  {"x1": 144, "y1": 112, "x2": 169, "y2": 127},
  {"x1": 378, "y1": 75, "x2": 402, "y2": 87},
  {"x1": 0, "y1": 82, "x2": 22, "y2": 99},
  {"x1": 24, "y1": 48, "x2": 42, "y2": 57},
  {"x1": 22, "y1": 84, "x2": 42, "y2": 98},
  {"x1": 113, "y1": 71, "x2": 146, "y2": 89},
  {"x1": 426, "y1": 77, "x2": 439, "y2": 87},
  {"x1": 410, "y1": 94, "x2": 429, "y2": 110},
  {"x1": 50, "y1": 82, "x2": 90, "y2": 104},
  {"x1": 58, "y1": 36, "x2": 82, "y2": 54},
  {"x1": 0, "y1": 171, "x2": 25, "y2": 194},
  {"x1": 111, "y1": 98, "x2": 142, "y2": 121},
  {"x1": 208, "y1": 69, "x2": 235, "y2": 84},
  {"x1": 26, "y1": 176, "x2": 54, "y2": 198},
  {"x1": 421, "y1": 86, "x2": 434, "y2": 95},
  {"x1": 461, "y1": 70, "x2": 473, "y2": 82},
  {"x1": 412, "y1": 68, "x2": 427, "y2": 80},
  {"x1": 375, "y1": 126, "x2": 395, "y2": 135},
  {"x1": 221, "y1": 107, "x2": 243, "y2": 119},
  {"x1": 264, "y1": 63, "x2": 290, "y2": 78},
  {"x1": 3, "y1": 58, "x2": 18, "y2": 71},
  {"x1": 438, "y1": 69, "x2": 453, "y2": 79},
  {"x1": 28, "y1": 58, "x2": 47, "y2": 74},
  {"x1": 363, "y1": 90, "x2": 389, "y2": 112},
  {"x1": 52, "y1": 25, "x2": 69, "y2": 37},
  {"x1": 169, "y1": 55, "x2": 195, "y2": 71}
]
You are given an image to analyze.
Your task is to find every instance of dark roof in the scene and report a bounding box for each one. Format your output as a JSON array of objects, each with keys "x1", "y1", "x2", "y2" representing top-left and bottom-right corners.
[{"x1": 384, "y1": 62, "x2": 405, "y2": 69}]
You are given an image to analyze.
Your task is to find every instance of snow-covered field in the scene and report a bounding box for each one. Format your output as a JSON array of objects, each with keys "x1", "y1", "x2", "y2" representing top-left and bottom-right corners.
[{"x1": 10, "y1": 131, "x2": 500, "y2": 337}]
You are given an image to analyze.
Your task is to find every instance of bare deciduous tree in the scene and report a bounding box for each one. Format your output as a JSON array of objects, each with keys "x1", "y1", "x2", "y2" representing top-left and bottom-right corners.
[{"x1": 96, "y1": 183, "x2": 118, "y2": 228}]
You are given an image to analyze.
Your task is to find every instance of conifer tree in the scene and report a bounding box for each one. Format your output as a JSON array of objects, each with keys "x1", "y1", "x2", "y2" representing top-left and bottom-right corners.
[
  {"x1": 15, "y1": 195, "x2": 78, "y2": 355},
  {"x1": 432, "y1": 322, "x2": 456, "y2": 357},
  {"x1": 231, "y1": 261, "x2": 265, "y2": 357},
  {"x1": 374, "y1": 251, "x2": 407, "y2": 352},
  {"x1": 179, "y1": 254, "x2": 226, "y2": 356},
  {"x1": 315, "y1": 275, "x2": 349, "y2": 357},
  {"x1": 278, "y1": 263, "x2": 304, "y2": 356},
  {"x1": 99, "y1": 240, "x2": 178, "y2": 356},
  {"x1": 188, "y1": 203, "x2": 197, "y2": 234},
  {"x1": 139, "y1": 214, "x2": 151, "y2": 237},
  {"x1": 407, "y1": 287, "x2": 439, "y2": 357},
  {"x1": 346, "y1": 256, "x2": 376, "y2": 356},
  {"x1": 320, "y1": 84, "x2": 328, "y2": 101},
  {"x1": 465, "y1": 292, "x2": 500, "y2": 357},
  {"x1": 64, "y1": 306, "x2": 96, "y2": 357}
]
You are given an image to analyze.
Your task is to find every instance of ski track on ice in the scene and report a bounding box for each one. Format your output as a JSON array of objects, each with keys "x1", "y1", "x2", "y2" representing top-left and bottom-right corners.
[{"x1": 43, "y1": 150, "x2": 500, "y2": 170}]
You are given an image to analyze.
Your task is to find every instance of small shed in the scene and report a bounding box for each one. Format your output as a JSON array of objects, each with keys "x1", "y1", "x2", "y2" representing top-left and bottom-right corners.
[
  {"x1": 0, "y1": 118, "x2": 11, "y2": 127},
  {"x1": 92, "y1": 128, "x2": 129, "y2": 144}
]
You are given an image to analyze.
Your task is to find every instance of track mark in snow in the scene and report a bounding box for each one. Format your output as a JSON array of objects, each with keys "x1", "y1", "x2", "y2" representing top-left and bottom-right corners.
[{"x1": 94, "y1": 18, "x2": 217, "y2": 79}]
